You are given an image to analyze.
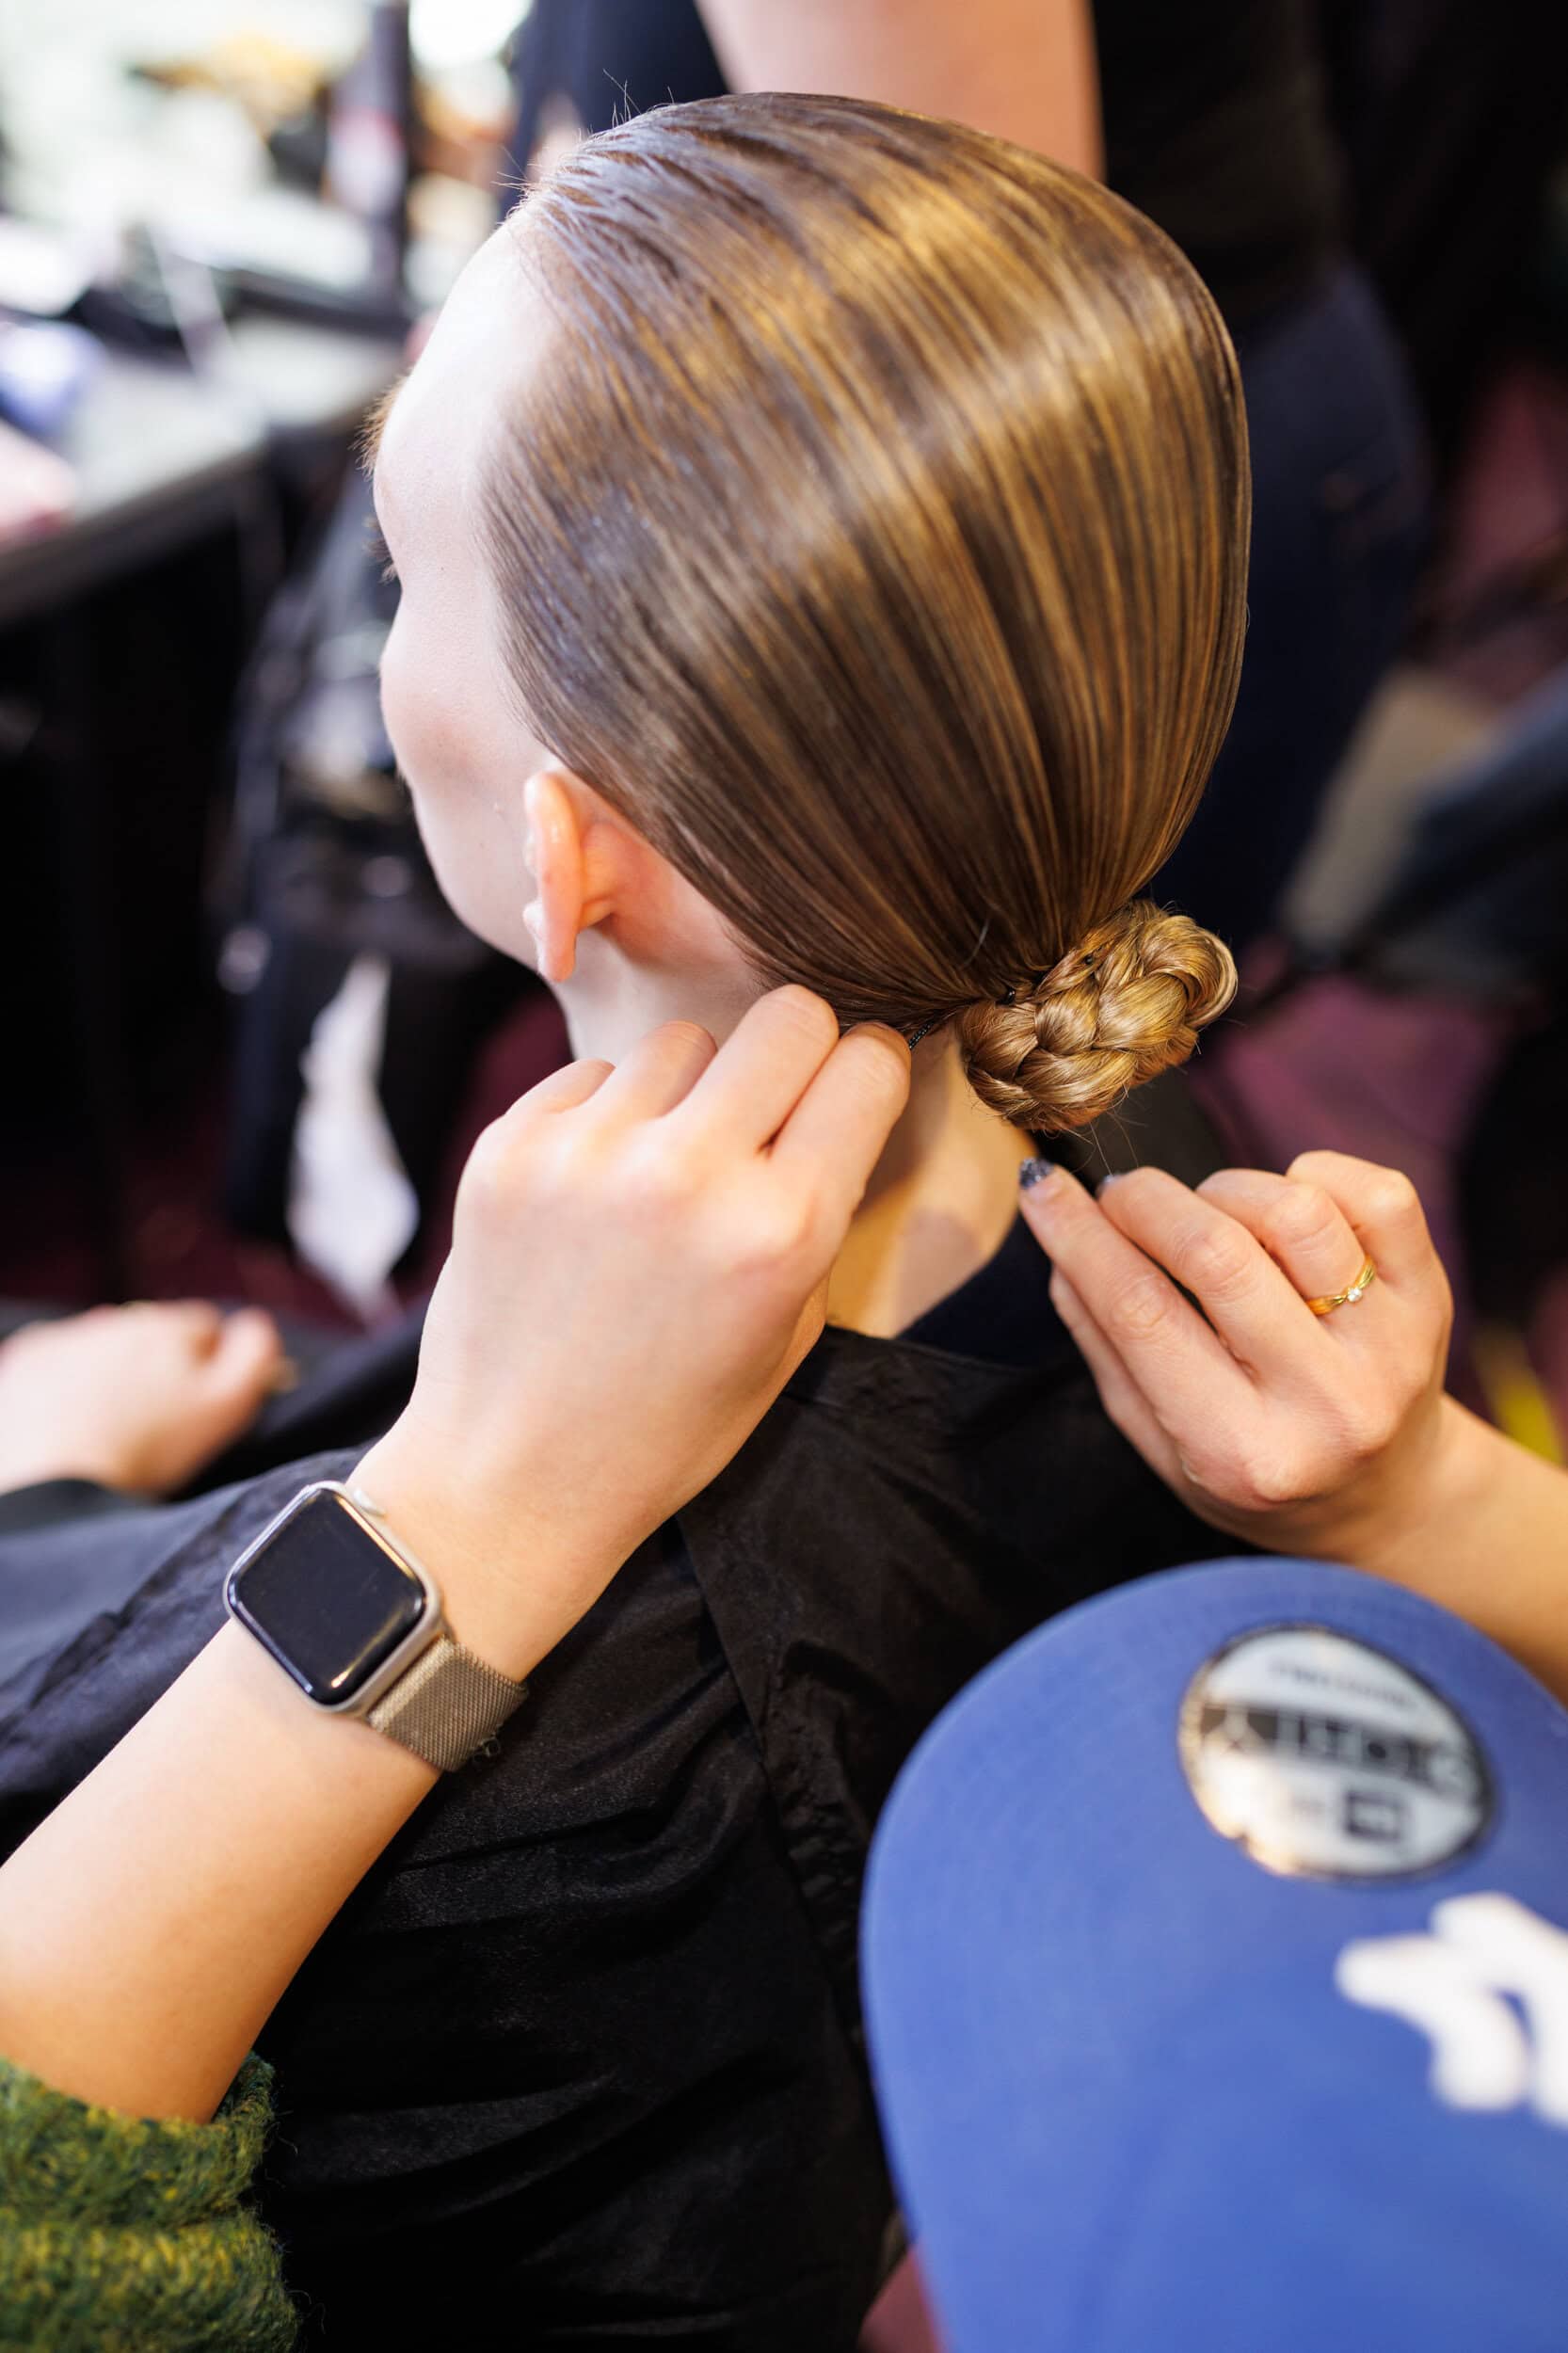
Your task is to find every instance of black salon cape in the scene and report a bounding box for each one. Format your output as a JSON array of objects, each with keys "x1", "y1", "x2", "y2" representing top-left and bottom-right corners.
[{"x1": 0, "y1": 1226, "x2": 1230, "y2": 2349}]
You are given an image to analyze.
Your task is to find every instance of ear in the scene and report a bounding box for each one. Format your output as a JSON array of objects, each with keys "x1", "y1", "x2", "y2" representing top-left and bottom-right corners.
[{"x1": 522, "y1": 767, "x2": 604, "y2": 984}]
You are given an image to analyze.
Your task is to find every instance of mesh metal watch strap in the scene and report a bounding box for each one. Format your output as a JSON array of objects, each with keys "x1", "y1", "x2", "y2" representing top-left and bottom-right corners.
[{"x1": 366, "y1": 1634, "x2": 527, "y2": 1771}]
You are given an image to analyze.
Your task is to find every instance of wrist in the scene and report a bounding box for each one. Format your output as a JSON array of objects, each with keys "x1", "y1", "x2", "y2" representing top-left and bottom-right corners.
[
  {"x1": 0, "y1": 1448, "x2": 128, "y2": 1499},
  {"x1": 352, "y1": 1427, "x2": 621, "y2": 1684},
  {"x1": 1338, "y1": 1395, "x2": 1498, "y2": 1587}
]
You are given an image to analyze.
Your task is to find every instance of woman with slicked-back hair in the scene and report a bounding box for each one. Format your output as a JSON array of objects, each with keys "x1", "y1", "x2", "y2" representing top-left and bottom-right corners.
[
  {"x1": 460, "y1": 96, "x2": 1245, "y2": 1134},
  {"x1": 0, "y1": 96, "x2": 1249, "y2": 2350}
]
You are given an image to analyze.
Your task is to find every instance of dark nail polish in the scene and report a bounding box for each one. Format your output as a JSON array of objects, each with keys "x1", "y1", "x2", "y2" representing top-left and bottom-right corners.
[{"x1": 1018, "y1": 1157, "x2": 1057, "y2": 1192}]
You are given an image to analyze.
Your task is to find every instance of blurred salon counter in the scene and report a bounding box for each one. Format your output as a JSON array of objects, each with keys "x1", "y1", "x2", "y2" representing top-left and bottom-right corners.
[
  {"x1": 0, "y1": 315, "x2": 400, "y2": 628},
  {"x1": 0, "y1": 313, "x2": 400, "y2": 1295}
]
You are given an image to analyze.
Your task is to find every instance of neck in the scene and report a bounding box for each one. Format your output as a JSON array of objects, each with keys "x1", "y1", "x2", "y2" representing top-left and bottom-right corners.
[
  {"x1": 561, "y1": 963, "x2": 1032, "y2": 1340},
  {"x1": 826, "y1": 1035, "x2": 1034, "y2": 1336}
]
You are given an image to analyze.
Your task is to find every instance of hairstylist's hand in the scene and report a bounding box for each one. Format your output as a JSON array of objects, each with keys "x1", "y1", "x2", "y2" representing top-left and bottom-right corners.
[
  {"x1": 357, "y1": 989, "x2": 909, "y2": 1671},
  {"x1": 1019, "y1": 1151, "x2": 1457, "y2": 1564}
]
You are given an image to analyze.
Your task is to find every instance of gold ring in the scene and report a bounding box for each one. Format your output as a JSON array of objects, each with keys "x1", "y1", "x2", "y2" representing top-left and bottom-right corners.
[{"x1": 1306, "y1": 1258, "x2": 1377, "y2": 1317}]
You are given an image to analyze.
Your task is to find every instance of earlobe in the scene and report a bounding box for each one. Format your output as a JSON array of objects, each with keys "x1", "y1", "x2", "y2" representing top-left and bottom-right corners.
[{"x1": 522, "y1": 769, "x2": 586, "y2": 983}]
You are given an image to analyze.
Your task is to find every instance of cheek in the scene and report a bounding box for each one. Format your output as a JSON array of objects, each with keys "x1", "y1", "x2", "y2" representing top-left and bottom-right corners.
[
  {"x1": 378, "y1": 591, "x2": 492, "y2": 802},
  {"x1": 377, "y1": 616, "x2": 429, "y2": 790},
  {"x1": 377, "y1": 615, "x2": 539, "y2": 966},
  {"x1": 378, "y1": 609, "x2": 478, "y2": 845}
]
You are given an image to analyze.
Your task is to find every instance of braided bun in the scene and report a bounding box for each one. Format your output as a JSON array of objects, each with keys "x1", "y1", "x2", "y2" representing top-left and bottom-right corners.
[{"x1": 955, "y1": 902, "x2": 1237, "y2": 1132}]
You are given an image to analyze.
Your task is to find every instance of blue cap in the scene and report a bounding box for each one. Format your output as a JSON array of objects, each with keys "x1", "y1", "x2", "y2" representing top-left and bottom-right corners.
[{"x1": 862, "y1": 1560, "x2": 1568, "y2": 2353}]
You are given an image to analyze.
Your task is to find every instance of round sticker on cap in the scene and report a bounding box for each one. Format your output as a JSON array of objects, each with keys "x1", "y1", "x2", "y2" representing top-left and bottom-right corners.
[{"x1": 1178, "y1": 1623, "x2": 1491, "y2": 1881}]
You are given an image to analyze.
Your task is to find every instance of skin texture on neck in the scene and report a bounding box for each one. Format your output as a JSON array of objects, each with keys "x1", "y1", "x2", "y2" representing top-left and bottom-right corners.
[{"x1": 823, "y1": 1038, "x2": 1035, "y2": 1337}]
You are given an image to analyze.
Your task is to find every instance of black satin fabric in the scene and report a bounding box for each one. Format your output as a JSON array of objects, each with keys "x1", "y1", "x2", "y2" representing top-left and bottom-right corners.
[{"x1": 0, "y1": 1227, "x2": 1231, "y2": 2348}]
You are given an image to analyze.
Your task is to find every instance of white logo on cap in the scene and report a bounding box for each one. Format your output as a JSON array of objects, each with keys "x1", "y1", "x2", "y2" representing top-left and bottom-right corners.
[
  {"x1": 1179, "y1": 1625, "x2": 1490, "y2": 1881},
  {"x1": 1336, "y1": 1894, "x2": 1568, "y2": 2126}
]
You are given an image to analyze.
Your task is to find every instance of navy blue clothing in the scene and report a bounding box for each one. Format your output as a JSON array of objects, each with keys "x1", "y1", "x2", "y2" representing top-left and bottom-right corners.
[{"x1": 1156, "y1": 262, "x2": 1428, "y2": 952}]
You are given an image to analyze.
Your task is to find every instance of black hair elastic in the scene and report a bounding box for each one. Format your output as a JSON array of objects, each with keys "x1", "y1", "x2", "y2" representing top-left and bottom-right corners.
[{"x1": 908, "y1": 973, "x2": 1037, "y2": 1048}]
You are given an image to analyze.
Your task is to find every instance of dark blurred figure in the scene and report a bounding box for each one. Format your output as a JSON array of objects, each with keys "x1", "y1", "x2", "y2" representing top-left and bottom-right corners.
[
  {"x1": 507, "y1": 0, "x2": 1429, "y2": 957},
  {"x1": 1318, "y1": 0, "x2": 1568, "y2": 487}
]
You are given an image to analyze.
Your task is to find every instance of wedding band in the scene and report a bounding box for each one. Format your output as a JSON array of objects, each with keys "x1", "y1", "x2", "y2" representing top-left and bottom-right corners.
[{"x1": 1306, "y1": 1258, "x2": 1377, "y2": 1317}]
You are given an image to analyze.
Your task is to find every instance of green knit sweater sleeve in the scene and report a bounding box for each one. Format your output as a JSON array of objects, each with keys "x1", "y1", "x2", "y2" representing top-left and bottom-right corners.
[{"x1": 0, "y1": 2052, "x2": 297, "y2": 2352}]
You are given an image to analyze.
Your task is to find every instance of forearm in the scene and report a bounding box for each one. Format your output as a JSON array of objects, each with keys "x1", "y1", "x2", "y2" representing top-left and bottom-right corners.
[
  {"x1": 0, "y1": 993, "x2": 906, "y2": 2137},
  {"x1": 1344, "y1": 1400, "x2": 1568, "y2": 1706},
  {"x1": 0, "y1": 1491, "x2": 577, "y2": 2126},
  {"x1": 0, "y1": 1625, "x2": 436, "y2": 2122},
  {"x1": 695, "y1": 0, "x2": 1103, "y2": 177}
]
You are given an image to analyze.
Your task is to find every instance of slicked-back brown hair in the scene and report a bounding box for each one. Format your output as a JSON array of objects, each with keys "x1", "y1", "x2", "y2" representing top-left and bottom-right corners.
[{"x1": 484, "y1": 93, "x2": 1248, "y2": 1130}]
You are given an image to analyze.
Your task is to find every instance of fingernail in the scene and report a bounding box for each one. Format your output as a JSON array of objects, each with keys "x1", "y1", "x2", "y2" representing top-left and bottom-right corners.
[
  {"x1": 1018, "y1": 1157, "x2": 1058, "y2": 1193},
  {"x1": 1096, "y1": 1171, "x2": 1126, "y2": 1193}
]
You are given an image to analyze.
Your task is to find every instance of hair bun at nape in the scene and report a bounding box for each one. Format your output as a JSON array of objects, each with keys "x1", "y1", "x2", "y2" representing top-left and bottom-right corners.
[{"x1": 955, "y1": 901, "x2": 1237, "y2": 1132}]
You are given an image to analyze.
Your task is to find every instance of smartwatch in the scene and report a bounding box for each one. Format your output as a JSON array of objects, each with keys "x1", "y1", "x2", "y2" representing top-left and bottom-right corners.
[{"x1": 225, "y1": 1481, "x2": 527, "y2": 1770}]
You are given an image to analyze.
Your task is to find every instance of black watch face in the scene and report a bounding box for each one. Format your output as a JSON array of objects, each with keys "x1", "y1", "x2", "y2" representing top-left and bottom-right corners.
[{"x1": 229, "y1": 1488, "x2": 429, "y2": 1705}]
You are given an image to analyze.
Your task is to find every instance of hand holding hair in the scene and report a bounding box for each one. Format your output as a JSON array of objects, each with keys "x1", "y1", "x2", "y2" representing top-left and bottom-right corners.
[
  {"x1": 0, "y1": 991, "x2": 909, "y2": 2126},
  {"x1": 356, "y1": 989, "x2": 912, "y2": 1672},
  {"x1": 1020, "y1": 1150, "x2": 1568, "y2": 1703}
]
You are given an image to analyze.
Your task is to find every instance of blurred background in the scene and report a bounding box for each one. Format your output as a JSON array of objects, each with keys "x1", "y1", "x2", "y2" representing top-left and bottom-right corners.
[
  {"x1": 2, "y1": 1, "x2": 1568, "y2": 1449},
  {"x1": 0, "y1": 0, "x2": 547, "y2": 1333}
]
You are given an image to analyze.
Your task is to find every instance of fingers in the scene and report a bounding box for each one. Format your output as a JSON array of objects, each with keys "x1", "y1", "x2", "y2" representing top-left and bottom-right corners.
[
  {"x1": 1197, "y1": 1168, "x2": 1369, "y2": 1307},
  {"x1": 1285, "y1": 1151, "x2": 1446, "y2": 1292},
  {"x1": 1096, "y1": 1165, "x2": 1382, "y2": 1377},
  {"x1": 459, "y1": 1056, "x2": 617, "y2": 1211},
  {"x1": 1018, "y1": 1164, "x2": 1237, "y2": 1386},
  {"x1": 125, "y1": 1299, "x2": 224, "y2": 1356},
  {"x1": 182, "y1": 1310, "x2": 285, "y2": 1462},
  {"x1": 679, "y1": 987, "x2": 842, "y2": 1148},
  {"x1": 520, "y1": 1054, "x2": 616, "y2": 1113},
  {"x1": 770, "y1": 1024, "x2": 911, "y2": 1238},
  {"x1": 1047, "y1": 1269, "x2": 1185, "y2": 1487},
  {"x1": 593, "y1": 1020, "x2": 716, "y2": 1119},
  {"x1": 207, "y1": 1309, "x2": 284, "y2": 1396}
]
